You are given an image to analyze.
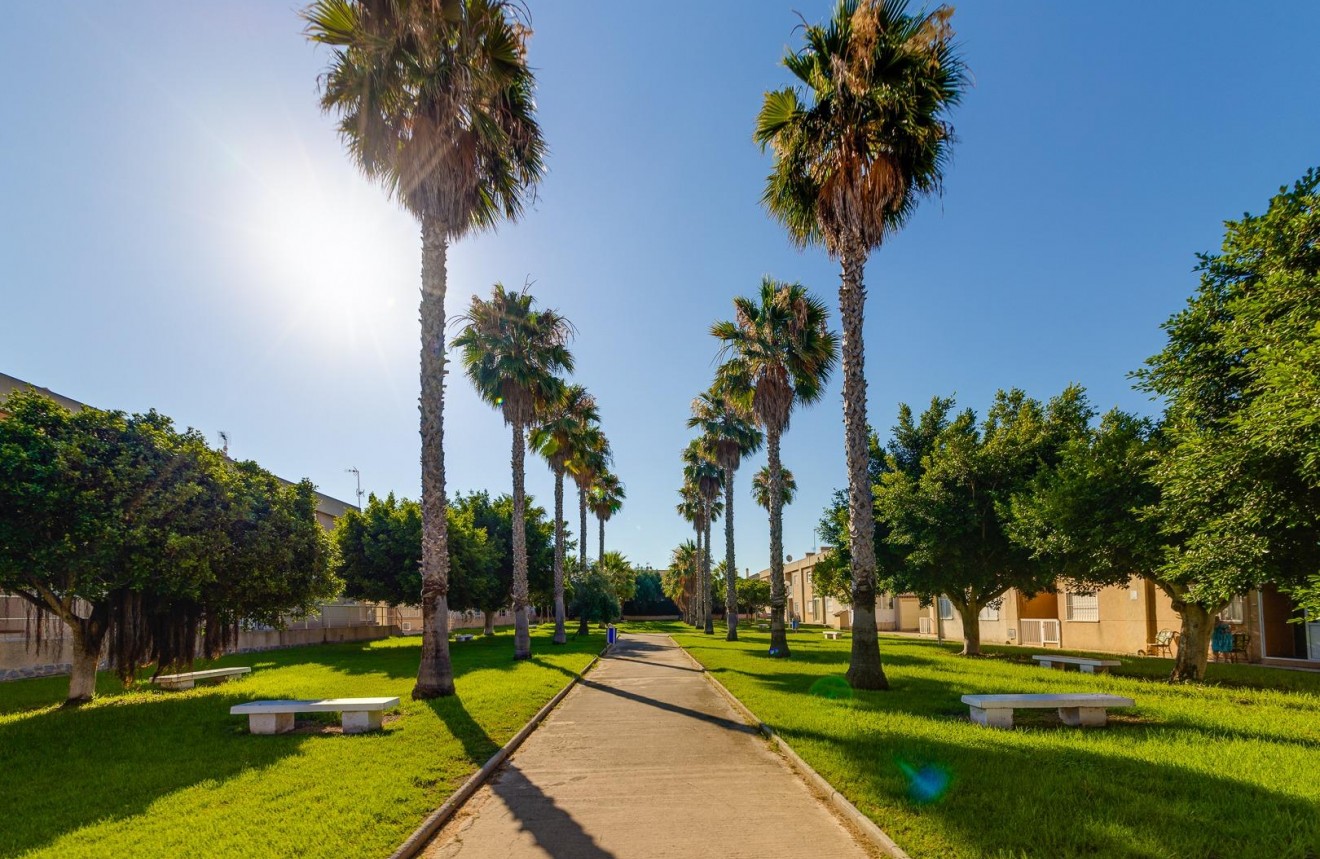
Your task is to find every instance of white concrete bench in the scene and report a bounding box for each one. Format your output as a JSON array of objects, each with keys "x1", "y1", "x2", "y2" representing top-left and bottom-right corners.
[
  {"x1": 1032, "y1": 654, "x2": 1122, "y2": 674},
  {"x1": 822, "y1": 630, "x2": 842, "y2": 640},
  {"x1": 962, "y1": 693, "x2": 1135, "y2": 728},
  {"x1": 455, "y1": 634, "x2": 475, "y2": 642},
  {"x1": 153, "y1": 666, "x2": 251, "y2": 691},
  {"x1": 230, "y1": 697, "x2": 399, "y2": 735}
]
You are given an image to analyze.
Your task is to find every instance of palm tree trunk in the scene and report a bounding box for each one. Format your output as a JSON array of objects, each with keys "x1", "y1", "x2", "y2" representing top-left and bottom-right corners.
[
  {"x1": 578, "y1": 484, "x2": 588, "y2": 571},
  {"x1": 767, "y1": 429, "x2": 790, "y2": 658},
  {"x1": 692, "y1": 525, "x2": 703, "y2": 627},
  {"x1": 552, "y1": 468, "x2": 567, "y2": 645},
  {"x1": 725, "y1": 465, "x2": 738, "y2": 641},
  {"x1": 703, "y1": 510, "x2": 714, "y2": 634},
  {"x1": 414, "y1": 217, "x2": 456, "y2": 699},
  {"x1": 598, "y1": 515, "x2": 605, "y2": 565},
  {"x1": 511, "y1": 422, "x2": 532, "y2": 660},
  {"x1": 840, "y1": 240, "x2": 888, "y2": 690}
]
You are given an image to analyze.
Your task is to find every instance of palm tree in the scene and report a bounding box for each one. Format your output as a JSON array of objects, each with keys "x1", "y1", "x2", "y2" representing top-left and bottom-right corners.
[
  {"x1": 304, "y1": 0, "x2": 546, "y2": 699},
  {"x1": 683, "y1": 438, "x2": 725, "y2": 634},
  {"x1": 665, "y1": 540, "x2": 700, "y2": 623},
  {"x1": 530, "y1": 384, "x2": 598, "y2": 645},
  {"x1": 568, "y1": 425, "x2": 611, "y2": 573},
  {"x1": 755, "y1": 0, "x2": 965, "y2": 688},
  {"x1": 588, "y1": 471, "x2": 625, "y2": 564},
  {"x1": 714, "y1": 278, "x2": 837, "y2": 657},
  {"x1": 675, "y1": 483, "x2": 705, "y2": 626},
  {"x1": 689, "y1": 387, "x2": 763, "y2": 640},
  {"x1": 752, "y1": 465, "x2": 797, "y2": 511},
  {"x1": 454, "y1": 285, "x2": 573, "y2": 660}
]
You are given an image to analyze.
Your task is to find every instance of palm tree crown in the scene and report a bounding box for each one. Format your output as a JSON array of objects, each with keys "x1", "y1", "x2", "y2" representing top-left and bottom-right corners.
[
  {"x1": 454, "y1": 284, "x2": 574, "y2": 424},
  {"x1": 754, "y1": 0, "x2": 966, "y2": 255},
  {"x1": 712, "y1": 278, "x2": 838, "y2": 434},
  {"x1": 688, "y1": 388, "x2": 763, "y2": 472},
  {"x1": 530, "y1": 384, "x2": 599, "y2": 475},
  {"x1": 753, "y1": 465, "x2": 797, "y2": 511},
  {"x1": 589, "y1": 472, "x2": 625, "y2": 524},
  {"x1": 304, "y1": 0, "x2": 546, "y2": 233}
]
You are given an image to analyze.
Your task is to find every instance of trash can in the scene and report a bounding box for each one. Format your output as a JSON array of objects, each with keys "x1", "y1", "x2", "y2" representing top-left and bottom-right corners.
[{"x1": 606, "y1": 624, "x2": 618, "y2": 645}]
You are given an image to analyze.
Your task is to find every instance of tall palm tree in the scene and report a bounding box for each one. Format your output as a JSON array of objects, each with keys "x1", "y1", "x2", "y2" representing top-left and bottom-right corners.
[
  {"x1": 305, "y1": 0, "x2": 546, "y2": 699},
  {"x1": 675, "y1": 483, "x2": 705, "y2": 627},
  {"x1": 588, "y1": 471, "x2": 625, "y2": 564},
  {"x1": 755, "y1": 0, "x2": 965, "y2": 688},
  {"x1": 683, "y1": 437, "x2": 725, "y2": 634},
  {"x1": 689, "y1": 387, "x2": 763, "y2": 640},
  {"x1": 752, "y1": 465, "x2": 797, "y2": 511},
  {"x1": 714, "y1": 278, "x2": 837, "y2": 657},
  {"x1": 530, "y1": 384, "x2": 598, "y2": 645},
  {"x1": 454, "y1": 285, "x2": 573, "y2": 660},
  {"x1": 568, "y1": 424, "x2": 610, "y2": 573},
  {"x1": 665, "y1": 540, "x2": 700, "y2": 623}
]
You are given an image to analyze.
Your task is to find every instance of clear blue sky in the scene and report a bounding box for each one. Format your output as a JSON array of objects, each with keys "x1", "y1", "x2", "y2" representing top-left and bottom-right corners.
[{"x1": 3, "y1": 2, "x2": 1318, "y2": 575}]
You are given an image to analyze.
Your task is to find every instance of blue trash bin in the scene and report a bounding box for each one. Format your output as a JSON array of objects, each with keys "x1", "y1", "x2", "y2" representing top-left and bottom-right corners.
[{"x1": 607, "y1": 624, "x2": 618, "y2": 645}]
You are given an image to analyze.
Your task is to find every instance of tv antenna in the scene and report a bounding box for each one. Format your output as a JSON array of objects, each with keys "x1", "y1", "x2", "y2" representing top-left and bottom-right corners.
[{"x1": 345, "y1": 467, "x2": 363, "y2": 510}]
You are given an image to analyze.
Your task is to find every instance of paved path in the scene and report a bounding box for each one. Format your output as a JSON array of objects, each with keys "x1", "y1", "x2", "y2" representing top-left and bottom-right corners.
[{"x1": 424, "y1": 633, "x2": 875, "y2": 858}]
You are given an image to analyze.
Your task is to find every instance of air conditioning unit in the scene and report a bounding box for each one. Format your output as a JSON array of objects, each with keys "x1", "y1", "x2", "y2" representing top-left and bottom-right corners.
[{"x1": 919, "y1": 617, "x2": 932, "y2": 635}]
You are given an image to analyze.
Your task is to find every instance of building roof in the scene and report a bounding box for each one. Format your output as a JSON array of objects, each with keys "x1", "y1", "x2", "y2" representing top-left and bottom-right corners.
[{"x1": 0, "y1": 371, "x2": 355, "y2": 517}]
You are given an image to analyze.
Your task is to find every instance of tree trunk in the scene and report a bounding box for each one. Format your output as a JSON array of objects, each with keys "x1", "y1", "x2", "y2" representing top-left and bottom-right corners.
[
  {"x1": 692, "y1": 525, "x2": 703, "y2": 627},
  {"x1": 599, "y1": 514, "x2": 605, "y2": 566},
  {"x1": 484, "y1": 610, "x2": 495, "y2": 636},
  {"x1": 578, "y1": 613, "x2": 589, "y2": 636},
  {"x1": 511, "y1": 422, "x2": 532, "y2": 660},
  {"x1": 414, "y1": 217, "x2": 456, "y2": 700},
  {"x1": 955, "y1": 598, "x2": 982, "y2": 656},
  {"x1": 552, "y1": 469, "x2": 567, "y2": 645},
  {"x1": 840, "y1": 239, "x2": 888, "y2": 690},
  {"x1": 703, "y1": 509, "x2": 714, "y2": 635},
  {"x1": 66, "y1": 622, "x2": 105, "y2": 704},
  {"x1": 578, "y1": 484, "x2": 588, "y2": 572},
  {"x1": 1171, "y1": 602, "x2": 1216, "y2": 681},
  {"x1": 767, "y1": 429, "x2": 790, "y2": 658},
  {"x1": 725, "y1": 465, "x2": 738, "y2": 641}
]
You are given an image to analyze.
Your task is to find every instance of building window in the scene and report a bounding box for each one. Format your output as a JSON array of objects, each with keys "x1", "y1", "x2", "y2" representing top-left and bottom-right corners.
[
  {"x1": 1065, "y1": 592, "x2": 1100, "y2": 622},
  {"x1": 938, "y1": 597, "x2": 954, "y2": 620},
  {"x1": 978, "y1": 604, "x2": 1000, "y2": 622},
  {"x1": 1219, "y1": 595, "x2": 1246, "y2": 625}
]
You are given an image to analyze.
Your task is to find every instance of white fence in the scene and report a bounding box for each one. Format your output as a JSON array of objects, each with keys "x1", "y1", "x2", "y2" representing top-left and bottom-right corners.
[{"x1": 1019, "y1": 618, "x2": 1060, "y2": 646}]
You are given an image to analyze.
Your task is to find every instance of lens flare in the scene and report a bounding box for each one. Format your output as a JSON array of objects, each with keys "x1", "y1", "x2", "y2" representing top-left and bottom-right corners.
[
  {"x1": 808, "y1": 675, "x2": 854, "y2": 700},
  {"x1": 897, "y1": 759, "x2": 951, "y2": 804}
]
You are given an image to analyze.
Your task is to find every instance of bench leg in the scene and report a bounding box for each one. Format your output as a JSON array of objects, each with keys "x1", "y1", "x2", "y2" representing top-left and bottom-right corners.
[
  {"x1": 249, "y1": 713, "x2": 295, "y2": 735},
  {"x1": 969, "y1": 706, "x2": 1014, "y2": 729},
  {"x1": 1058, "y1": 706, "x2": 1108, "y2": 727},
  {"x1": 1037, "y1": 660, "x2": 1054, "y2": 669},
  {"x1": 160, "y1": 679, "x2": 194, "y2": 691},
  {"x1": 1080, "y1": 664, "x2": 1097, "y2": 674},
  {"x1": 342, "y1": 710, "x2": 384, "y2": 734}
]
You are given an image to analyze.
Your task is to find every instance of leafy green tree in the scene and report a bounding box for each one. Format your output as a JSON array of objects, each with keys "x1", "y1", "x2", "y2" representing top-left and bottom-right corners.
[
  {"x1": 531, "y1": 384, "x2": 598, "y2": 643},
  {"x1": 879, "y1": 388, "x2": 1093, "y2": 655},
  {"x1": 0, "y1": 392, "x2": 335, "y2": 703},
  {"x1": 1112, "y1": 169, "x2": 1320, "y2": 679},
  {"x1": 624, "y1": 569, "x2": 677, "y2": 616},
  {"x1": 714, "y1": 278, "x2": 838, "y2": 657},
  {"x1": 450, "y1": 491, "x2": 555, "y2": 635},
  {"x1": 455, "y1": 284, "x2": 573, "y2": 660},
  {"x1": 304, "y1": 0, "x2": 545, "y2": 700},
  {"x1": 569, "y1": 568, "x2": 620, "y2": 635},
  {"x1": 689, "y1": 387, "x2": 763, "y2": 640},
  {"x1": 736, "y1": 576, "x2": 772, "y2": 616},
  {"x1": 589, "y1": 471, "x2": 625, "y2": 564},
  {"x1": 756, "y1": 0, "x2": 966, "y2": 691}
]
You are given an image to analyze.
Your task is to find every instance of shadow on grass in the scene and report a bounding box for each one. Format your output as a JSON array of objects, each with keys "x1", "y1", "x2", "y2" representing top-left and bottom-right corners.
[
  {"x1": 424, "y1": 694, "x2": 612, "y2": 857},
  {"x1": 0, "y1": 691, "x2": 306, "y2": 857},
  {"x1": 784, "y1": 720, "x2": 1320, "y2": 858}
]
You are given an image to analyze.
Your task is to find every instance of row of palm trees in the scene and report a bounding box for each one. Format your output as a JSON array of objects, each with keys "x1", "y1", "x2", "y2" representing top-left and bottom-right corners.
[
  {"x1": 307, "y1": 0, "x2": 963, "y2": 695},
  {"x1": 676, "y1": 0, "x2": 965, "y2": 688}
]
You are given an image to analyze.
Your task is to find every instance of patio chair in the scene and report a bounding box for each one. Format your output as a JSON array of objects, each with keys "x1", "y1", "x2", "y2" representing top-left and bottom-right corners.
[{"x1": 1142, "y1": 628, "x2": 1177, "y2": 657}]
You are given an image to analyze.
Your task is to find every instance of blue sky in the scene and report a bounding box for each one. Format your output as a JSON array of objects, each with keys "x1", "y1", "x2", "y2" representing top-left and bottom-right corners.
[{"x1": 3, "y1": 2, "x2": 1318, "y2": 575}]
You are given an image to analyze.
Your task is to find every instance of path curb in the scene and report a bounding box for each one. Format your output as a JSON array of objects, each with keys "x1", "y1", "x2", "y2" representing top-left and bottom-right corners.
[
  {"x1": 670, "y1": 636, "x2": 911, "y2": 859},
  {"x1": 389, "y1": 644, "x2": 611, "y2": 859}
]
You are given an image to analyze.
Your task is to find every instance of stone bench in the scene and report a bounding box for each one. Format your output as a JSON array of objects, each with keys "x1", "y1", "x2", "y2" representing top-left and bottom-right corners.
[
  {"x1": 230, "y1": 697, "x2": 399, "y2": 735},
  {"x1": 822, "y1": 630, "x2": 842, "y2": 640},
  {"x1": 1032, "y1": 654, "x2": 1122, "y2": 674},
  {"x1": 962, "y1": 693, "x2": 1135, "y2": 728},
  {"x1": 455, "y1": 634, "x2": 475, "y2": 642},
  {"x1": 153, "y1": 666, "x2": 251, "y2": 691}
]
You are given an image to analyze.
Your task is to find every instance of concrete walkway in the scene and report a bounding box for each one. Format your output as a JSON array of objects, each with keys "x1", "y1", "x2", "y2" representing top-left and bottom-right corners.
[{"x1": 424, "y1": 633, "x2": 875, "y2": 858}]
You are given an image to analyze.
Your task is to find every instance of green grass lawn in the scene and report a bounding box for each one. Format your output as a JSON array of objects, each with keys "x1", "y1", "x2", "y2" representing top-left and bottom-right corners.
[
  {"x1": 0, "y1": 626, "x2": 600, "y2": 858},
  {"x1": 631, "y1": 622, "x2": 1320, "y2": 859}
]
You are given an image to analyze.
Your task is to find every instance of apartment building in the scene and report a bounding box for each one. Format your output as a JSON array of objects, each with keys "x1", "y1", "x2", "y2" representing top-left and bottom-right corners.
[{"x1": 756, "y1": 547, "x2": 1320, "y2": 667}]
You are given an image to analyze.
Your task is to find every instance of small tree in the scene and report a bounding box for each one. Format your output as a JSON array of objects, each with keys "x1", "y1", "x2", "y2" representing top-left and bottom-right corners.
[
  {"x1": 569, "y1": 568, "x2": 620, "y2": 635},
  {"x1": 597, "y1": 551, "x2": 636, "y2": 606},
  {"x1": 736, "y1": 577, "x2": 771, "y2": 617}
]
